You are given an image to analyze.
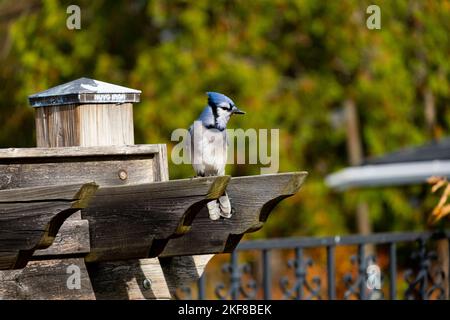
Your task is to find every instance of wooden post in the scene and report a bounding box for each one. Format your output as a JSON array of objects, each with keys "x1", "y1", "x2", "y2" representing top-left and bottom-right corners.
[
  {"x1": 29, "y1": 77, "x2": 139, "y2": 147},
  {"x1": 23, "y1": 77, "x2": 144, "y2": 299}
]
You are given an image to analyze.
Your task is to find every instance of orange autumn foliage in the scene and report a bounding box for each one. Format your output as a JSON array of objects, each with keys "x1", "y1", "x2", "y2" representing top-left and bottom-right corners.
[{"x1": 427, "y1": 176, "x2": 450, "y2": 225}]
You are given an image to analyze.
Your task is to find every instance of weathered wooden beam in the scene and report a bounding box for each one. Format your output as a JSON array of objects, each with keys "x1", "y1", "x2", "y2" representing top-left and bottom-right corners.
[
  {"x1": 0, "y1": 183, "x2": 97, "y2": 270},
  {"x1": 0, "y1": 258, "x2": 95, "y2": 299},
  {"x1": 0, "y1": 145, "x2": 163, "y2": 190},
  {"x1": 30, "y1": 78, "x2": 141, "y2": 148},
  {"x1": 0, "y1": 182, "x2": 96, "y2": 204},
  {"x1": 87, "y1": 255, "x2": 213, "y2": 300},
  {"x1": 153, "y1": 144, "x2": 169, "y2": 182},
  {"x1": 0, "y1": 145, "x2": 166, "y2": 259},
  {"x1": 82, "y1": 176, "x2": 230, "y2": 263},
  {"x1": 161, "y1": 172, "x2": 308, "y2": 257},
  {"x1": 0, "y1": 144, "x2": 160, "y2": 159}
]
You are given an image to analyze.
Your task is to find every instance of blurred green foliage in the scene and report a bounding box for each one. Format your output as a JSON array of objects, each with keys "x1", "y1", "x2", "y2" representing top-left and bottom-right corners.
[{"x1": 0, "y1": 0, "x2": 449, "y2": 237}]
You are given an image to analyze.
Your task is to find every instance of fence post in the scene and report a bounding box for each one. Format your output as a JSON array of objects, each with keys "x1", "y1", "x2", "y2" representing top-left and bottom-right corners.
[
  {"x1": 29, "y1": 77, "x2": 140, "y2": 148},
  {"x1": 15, "y1": 77, "x2": 143, "y2": 299}
]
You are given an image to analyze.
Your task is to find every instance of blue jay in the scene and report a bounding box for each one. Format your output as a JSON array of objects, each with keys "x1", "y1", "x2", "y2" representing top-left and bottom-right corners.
[{"x1": 188, "y1": 92, "x2": 245, "y2": 220}]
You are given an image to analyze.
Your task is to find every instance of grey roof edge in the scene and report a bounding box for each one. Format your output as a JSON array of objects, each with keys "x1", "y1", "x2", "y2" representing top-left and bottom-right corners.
[
  {"x1": 364, "y1": 137, "x2": 450, "y2": 164},
  {"x1": 325, "y1": 160, "x2": 450, "y2": 191},
  {"x1": 28, "y1": 77, "x2": 142, "y2": 107},
  {"x1": 28, "y1": 92, "x2": 141, "y2": 107}
]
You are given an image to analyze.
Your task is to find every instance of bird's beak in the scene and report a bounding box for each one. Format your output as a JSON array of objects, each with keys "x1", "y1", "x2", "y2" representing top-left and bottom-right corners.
[{"x1": 232, "y1": 106, "x2": 246, "y2": 114}]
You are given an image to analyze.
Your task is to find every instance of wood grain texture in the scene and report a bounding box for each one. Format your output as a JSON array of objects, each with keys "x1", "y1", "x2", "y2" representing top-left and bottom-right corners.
[
  {"x1": 35, "y1": 104, "x2": 80, "y2": 148},
  {"x1": 33, "y1": 219, "x2": 90, "y2": 258},
  {"x1": 0, "y1": 145, "x2": 163, "y2": 191},
  {"x1": 154, "y1": 144, "x2": 169, "y2": 182},
  {"x1": 0, "y1": 144, "x2": 160, "y2": 158},
  {"x1": 0, "y1": 144, "x2": 167, "y2": 265},
  {"x1": 161, "y1": 172, "x2": 308, "y2": 257},
  {"x1": 0, "y1": 258, "x2": 95, "y2": 300},
  {"x1": 0, "y1": 182, "x2": 96, "y2": 204},
  {"x1": 0, "y1": 183, "x2": 97, "y2": 270},
  {"x1": 78, "y1": 103, "x2": 134, "y2": 147},
  {"x1": 82, "y1": 176, "x2": 230, "y2": 263},
  {"x1": 87, "y1": 255, "x2": 213, "y2": 300},
  {"x1": 35, "y1": 103, "x2": 134, "y2": 147},
  {"x1": 0, "y1": 158, "x2": 155, "y2": 190}
]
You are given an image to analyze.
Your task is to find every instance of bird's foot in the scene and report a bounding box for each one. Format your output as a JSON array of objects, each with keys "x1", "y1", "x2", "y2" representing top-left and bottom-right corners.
[
  {"x1": 218, "y1": 193, "x2": 232, "y2": 219},
  {"x1": 207, "y1": 200, "x2": 221, "y2": 220}
]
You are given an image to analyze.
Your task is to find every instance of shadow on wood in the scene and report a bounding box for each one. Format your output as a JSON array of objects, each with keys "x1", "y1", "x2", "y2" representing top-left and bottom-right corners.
[
  {"x1": 85, "y1": 172, "x2": 306, "y2": 299},
  {"x1": 87, "y1": 255, "x2": 213, "y2": 299},
  {"x1": 33, "y1": 212, "x2": 90, "y2": 258},
  {"x1": 161, "y1": 172, "x2": 308, "y2": 257},
  {"x1": 0, "y1": 183, "x2": 97, "y2": 270}
]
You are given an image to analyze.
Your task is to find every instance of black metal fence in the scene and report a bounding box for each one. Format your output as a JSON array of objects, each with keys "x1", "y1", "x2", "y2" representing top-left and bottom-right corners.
[{"x1": 176, "y1": 230, "x2": 450, "y2": 300}]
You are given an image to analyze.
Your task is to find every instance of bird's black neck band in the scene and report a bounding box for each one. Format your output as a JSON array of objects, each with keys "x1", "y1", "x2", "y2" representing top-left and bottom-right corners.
[
  {"x1": 206, "y1": 105, "x2": 225, "y2": 131},
  {"x1": 205, "y1": 124, "x2": 225, "y2": 131},
  {"x1": 210, "y1": 104, "x2": 218, "y2": 120}
]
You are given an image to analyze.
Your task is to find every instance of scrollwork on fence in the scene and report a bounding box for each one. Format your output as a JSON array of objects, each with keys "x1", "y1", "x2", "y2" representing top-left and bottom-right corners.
[
  {"x1": 279, "y1": 248, "x2": 321, "y2": 300},
  {"x1": 174, "y1": 231, "x2": 449, "y2": 300},
  {"x1": 215, "y1": 252, "x2": 258, "y2": 300},
  {"x1": 343, "y1": 249, "x2": 383, "y2": 300},
  {"x1": 404, "y1": 239, "x2": 446, "y2": 300}
]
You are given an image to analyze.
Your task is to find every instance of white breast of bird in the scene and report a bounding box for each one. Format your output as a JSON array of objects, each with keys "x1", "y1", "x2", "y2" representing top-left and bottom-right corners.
[{"x1": 192, "y1": 128, "x2": 228, "y2": 176}]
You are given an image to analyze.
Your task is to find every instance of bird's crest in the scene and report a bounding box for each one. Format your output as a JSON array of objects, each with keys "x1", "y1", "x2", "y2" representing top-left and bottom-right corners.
[{"x1": 207, "y1": 92, "x2": 235, "y2": 107}]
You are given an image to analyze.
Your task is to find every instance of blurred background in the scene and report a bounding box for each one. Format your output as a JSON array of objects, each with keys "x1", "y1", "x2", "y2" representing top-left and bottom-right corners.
[{"x1": 0, "y1": 0, "x2": 449, "y2": 299}]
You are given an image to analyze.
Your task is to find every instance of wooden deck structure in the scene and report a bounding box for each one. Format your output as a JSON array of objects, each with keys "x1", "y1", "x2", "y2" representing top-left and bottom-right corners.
[{"x1": 0, "y1": 78, "x2": 307, "y2": 299}]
